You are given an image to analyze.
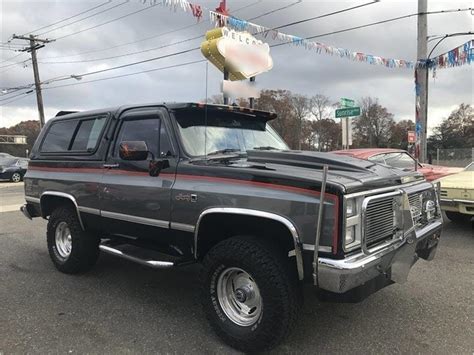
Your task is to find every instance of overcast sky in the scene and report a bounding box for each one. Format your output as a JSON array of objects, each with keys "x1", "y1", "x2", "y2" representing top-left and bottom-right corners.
[{"x1": 0, "y1": 0, "x2": 472, "y2": 132}]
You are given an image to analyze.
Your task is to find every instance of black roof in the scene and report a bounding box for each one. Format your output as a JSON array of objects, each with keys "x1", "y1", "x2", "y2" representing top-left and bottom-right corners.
[{"x1": 51, "y1": 103, "x2": 277, "y2": 122}]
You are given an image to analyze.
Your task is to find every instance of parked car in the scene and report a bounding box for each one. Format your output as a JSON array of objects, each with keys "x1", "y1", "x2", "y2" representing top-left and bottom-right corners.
[
  {"x1": 0, "y1": 152, "x2": 14, "y2": 159},
  {"x1": 21, "y1": 104, "x2": 443, "y2": 352},
  {"x1": 0, "y1": 157, "x2": 28, "y2": 182},
  {"x1": 332, "y1": 148, "x2": 462, "y2": 181},
  {"x1": 439, "y1": 162, "x2": 473, "y2": 223}
]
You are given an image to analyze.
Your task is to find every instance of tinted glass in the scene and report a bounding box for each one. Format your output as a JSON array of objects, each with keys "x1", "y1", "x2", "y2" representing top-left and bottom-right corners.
[
  {"x1": 42, "y1": 116, "x2": 107, "y2": 153},
  {"x1": 71, "y1": 116, "x2": 107, "y2": 151},
  {"x1": 174, "y1": 110, "x2": 288, "y2": 156},
  {"x1": 41, "y1": 120, "x2": 77, "y2": 152},
  {"x1": 115, "y1": 118, "x2": 161, "y2": 158}
]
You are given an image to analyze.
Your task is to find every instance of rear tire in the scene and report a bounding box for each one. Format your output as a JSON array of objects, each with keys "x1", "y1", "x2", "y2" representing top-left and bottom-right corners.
[
  {"x1": 445, "y1": 211, "x2": 469, "y2": 223},
  {"x1": 47, "y1": 206, "x2": 100, "y2": 274},
  {"x1": 201, "y1": 236, "x2": 301, "y2": 352}
]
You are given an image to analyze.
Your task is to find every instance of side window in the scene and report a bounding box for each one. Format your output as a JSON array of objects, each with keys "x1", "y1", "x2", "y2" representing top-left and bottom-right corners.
[
  {"x1": 114, "y1": 117, "x2": 173, "y2": 159},
  {"x1": 41, "y1": 120, "x2": 77, "y2": 152},
  {"x1": 71, "y1": 116, "x2": 107, "y2": 151},
  {"x1": 41, "y1": 116, "x2": 107, "y2": 153}
]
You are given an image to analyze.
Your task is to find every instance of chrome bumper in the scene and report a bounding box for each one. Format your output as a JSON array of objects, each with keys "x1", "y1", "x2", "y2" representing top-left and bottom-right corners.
[{"x1": 317, "y1": 219, "x2": 442, "y2": 294}]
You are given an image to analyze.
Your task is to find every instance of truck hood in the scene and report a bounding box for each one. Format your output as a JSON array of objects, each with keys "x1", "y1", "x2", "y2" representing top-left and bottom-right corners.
[{"x1": 243, "y1": 150, "x2": 424, "y2": 194}]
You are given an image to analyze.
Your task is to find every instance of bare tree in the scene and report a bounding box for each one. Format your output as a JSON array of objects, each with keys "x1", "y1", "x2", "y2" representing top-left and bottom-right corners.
[
  {"x1": 309, "y1": 94, "x2": 332, "y2": 151},
  {"x1": 353, "y1": 97, "x2": 395, "y2": 147},
  {"x1": 290, "y1": 94, "x2": 311, "y2": 150}
]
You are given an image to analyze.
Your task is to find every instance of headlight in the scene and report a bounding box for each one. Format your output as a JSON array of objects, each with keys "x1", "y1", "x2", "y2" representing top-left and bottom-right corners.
[
  {"x1": 345, "y1": 226, "x2": 356, "y2": 245},
  {"x1": 346, "y1": 199, "x2": 356, "y2": 217},
  {"x1": 343, "y1": 198, "x2": 361, "y2": 251}
]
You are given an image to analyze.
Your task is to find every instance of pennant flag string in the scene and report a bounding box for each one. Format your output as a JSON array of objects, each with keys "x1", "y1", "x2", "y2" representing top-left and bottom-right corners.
[{"x1": 210, "y1": 11, "x2": 474, "y2": 71}]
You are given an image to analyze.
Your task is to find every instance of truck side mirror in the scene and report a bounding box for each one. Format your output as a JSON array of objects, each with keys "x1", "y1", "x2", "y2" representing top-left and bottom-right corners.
[{"x1": 119, "y1": 141, "x2": 149, "y2": 161}]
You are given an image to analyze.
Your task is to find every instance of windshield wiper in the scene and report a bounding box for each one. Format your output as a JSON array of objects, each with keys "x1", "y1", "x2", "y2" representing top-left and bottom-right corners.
[
  {"x1": 252, "y1": 146, "x2": 280, "y2": 151},
  {"x1": 207, "y1": 148, "x2": 243, "y2": 156}
]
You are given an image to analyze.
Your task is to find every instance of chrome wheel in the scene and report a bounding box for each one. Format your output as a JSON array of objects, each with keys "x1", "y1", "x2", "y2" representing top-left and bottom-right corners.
[
  {"x1": 217, "y1": 267, "x2": 262, "y2": 327},
  {"x1": 55, "y1": 221, "x2": 72, "y2": 259},
  {"x1": 11, "y1": 173, "x2": 21, "y2": 183}
]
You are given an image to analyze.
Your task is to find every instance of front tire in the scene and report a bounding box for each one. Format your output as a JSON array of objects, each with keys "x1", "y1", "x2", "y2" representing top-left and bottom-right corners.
[
  {"x1": 201, "y1": 236, "x2": 301, "y2": 352},
  {"x1": 47, "y1": 206, "x2": 100, "y2": 274}
]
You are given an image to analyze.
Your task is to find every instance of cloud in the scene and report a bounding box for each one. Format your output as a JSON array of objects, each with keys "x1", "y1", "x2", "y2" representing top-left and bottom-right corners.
[{"x1": 1, "y1": 0, "x2": 472, "y2": 135}]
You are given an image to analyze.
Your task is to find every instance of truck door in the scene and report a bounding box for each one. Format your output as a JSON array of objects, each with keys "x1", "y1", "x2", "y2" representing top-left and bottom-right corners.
[{"x1": 100, "y1": 107, "x2": 177, "y2": 240}]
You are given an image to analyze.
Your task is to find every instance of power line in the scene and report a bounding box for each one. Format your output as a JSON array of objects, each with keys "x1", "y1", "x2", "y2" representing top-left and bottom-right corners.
[
  {"x1": 245, "y1": 0, "x2": 302, "y2": 21},
  {"x1": 0, "y1": 58, "x2": 31, "y2": 70},
  {"x1": 43, "y1": 59, "x2": 206, "y2": 90},
  {"x1": 272, "y1": 7, "x2": 473, "y2": 47},
  {"x1": 0, "y1": 53, "x2": 25, "y2": 65},
  {"x1": 4, "y1": 1, "x2": 404, "y2": 92},
  {"x1": 53, "y1": 3, "x2": 160, "y2": 40},
  {"x1": 40, "y1": 35, "x2": 203, "y2": 64},
  {"x1": 0, "y1": 90, "x2": 34, "y2": 106},
  {"x1": 272, "y1": 0, "x2": 379, "y2": 31},
  {"x1": 40, "y1": 0, "x2": 263, "y2": 60},
  {"x1": 35, "y1": 1, "x2": 129, "y2": 37},
  {"x1": 22, "y1": 1, "x2": 112, "y2": 36}
]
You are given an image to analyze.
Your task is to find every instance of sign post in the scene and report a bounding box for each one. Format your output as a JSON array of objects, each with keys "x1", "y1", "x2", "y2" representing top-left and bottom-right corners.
[{"x1": 337, "y1": 99, "x2": 360, "y2": 150}]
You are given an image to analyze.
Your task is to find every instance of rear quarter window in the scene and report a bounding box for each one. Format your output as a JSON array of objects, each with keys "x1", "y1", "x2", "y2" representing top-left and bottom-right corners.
[{"x1": 40, "y1": 115, "x2": 108, "y2": 154}]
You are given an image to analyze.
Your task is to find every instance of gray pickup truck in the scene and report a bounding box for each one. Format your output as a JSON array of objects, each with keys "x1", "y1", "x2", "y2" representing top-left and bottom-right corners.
[{"x1": 21, "y1": 103, "x2": 443, "y2": 352}]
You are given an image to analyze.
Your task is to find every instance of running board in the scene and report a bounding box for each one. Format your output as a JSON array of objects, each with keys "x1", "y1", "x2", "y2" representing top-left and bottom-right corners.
[{"x1": 99, "y1": 244, "x2": 174, "y2": 269}]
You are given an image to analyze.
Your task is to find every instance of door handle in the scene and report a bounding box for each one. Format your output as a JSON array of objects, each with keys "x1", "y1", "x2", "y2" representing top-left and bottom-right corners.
[{"x1": 103, "y1": 163, "x2": 119, "y2": 169}]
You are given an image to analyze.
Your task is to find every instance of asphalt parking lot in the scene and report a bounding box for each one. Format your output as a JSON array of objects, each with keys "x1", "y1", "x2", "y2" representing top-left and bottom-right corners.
[{"x1": 1, "y1": 183, "x2": 473, "y2": 354}]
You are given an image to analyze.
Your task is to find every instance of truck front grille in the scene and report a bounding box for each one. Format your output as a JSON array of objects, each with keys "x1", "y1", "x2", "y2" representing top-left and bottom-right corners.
[
  {"x1": 408, "y1": 193, "x2": 423, "y2": 225},
  {"x1": 364, "y1": 196, "x2": 395, "y2": 246}
]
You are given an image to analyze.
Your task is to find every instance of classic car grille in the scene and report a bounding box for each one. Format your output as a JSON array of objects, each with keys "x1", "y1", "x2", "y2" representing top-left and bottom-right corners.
[{"x1": 365, "y1": 196, "x2": 395, "y2": 246}]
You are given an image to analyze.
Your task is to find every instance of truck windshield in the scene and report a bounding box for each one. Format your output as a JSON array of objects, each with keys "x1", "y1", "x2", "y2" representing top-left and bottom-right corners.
[{"x1": 174, "y1": 109, "x2": 289, "y2": 157}]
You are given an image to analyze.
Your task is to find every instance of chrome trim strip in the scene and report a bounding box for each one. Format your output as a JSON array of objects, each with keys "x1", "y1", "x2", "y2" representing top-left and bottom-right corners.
[
  {"x1": 170, "y1": 222, "x2": 195, "y2": 233},
  {"x1": 195, "y1": 207, "x2": 305, "y2": 281},
  {"x1": 344, "y1": 181, "x2": 421, "y2": 200},
  {"x1": 25, "y1": 196, "x2": 40, "y2": 204},
  {"x1": 440, "y1": 198, "x2": 474, "y2": 204},
  {"x1": 302, "y1": 244, "x2": 332, "y2": 253},
  {"x1": 99, "y1": 244, "x2": 174, "y2": 269},
  {"x1": 101, "y1": 210, "x2": 169, "y2": 229},
  {"x1": 41, "y1": 191, "x2": 85, "y2": 230},
  {"x1": 77, "y1": 206, "x2": 101, "y2": 216}
]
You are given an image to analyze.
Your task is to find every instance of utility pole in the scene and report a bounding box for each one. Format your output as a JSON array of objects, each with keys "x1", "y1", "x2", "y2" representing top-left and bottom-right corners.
[
  {"x1": 12, "y1": 34, "x2": 54, "y2": 129},
  {"x1": 416, "y1": 0, "x2": 428, "y2": 163}
]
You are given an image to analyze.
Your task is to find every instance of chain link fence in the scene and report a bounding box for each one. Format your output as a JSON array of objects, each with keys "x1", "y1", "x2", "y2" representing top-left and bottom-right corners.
[{"x1": 435, "y1": 148, "x2": 473, "y2": 167}]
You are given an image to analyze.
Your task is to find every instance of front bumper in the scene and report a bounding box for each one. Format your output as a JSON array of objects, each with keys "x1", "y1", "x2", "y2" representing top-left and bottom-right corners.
[
  {"x1": 317, "y1": 219, "x2": 442, "y2": 294},
  {"x1": 440, "y1": 198, "x2": 474, "y2": 215}
]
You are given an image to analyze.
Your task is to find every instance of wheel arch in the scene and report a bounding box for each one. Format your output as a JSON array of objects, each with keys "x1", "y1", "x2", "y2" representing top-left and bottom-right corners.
[
  {"x1": 194, "y1": 208, "x2": 304, "y2": 280},
  {"x1": 40, "y1": 191, "x2": 85, "y2": 230}
]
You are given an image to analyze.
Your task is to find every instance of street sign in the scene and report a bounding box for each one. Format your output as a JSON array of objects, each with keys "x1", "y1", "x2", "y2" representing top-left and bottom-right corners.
[
  {"x1": 407, "y1": 131, "x2": 416, "y2": 143},
  {"x1": 340, "y1": 98, "x2": 355, "y2": 108},
  {"x1": 335, "y1": 107, "x2": 360, "y2": 118}
]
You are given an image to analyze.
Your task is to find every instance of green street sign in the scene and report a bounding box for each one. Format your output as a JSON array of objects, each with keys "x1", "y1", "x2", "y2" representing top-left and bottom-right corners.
[
  {"x1": 335, "y1": 107, "x2": 361, "y2": 118},
  {"x1": 341, "y1": 98, "x2": 355, "y2": 108}
]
